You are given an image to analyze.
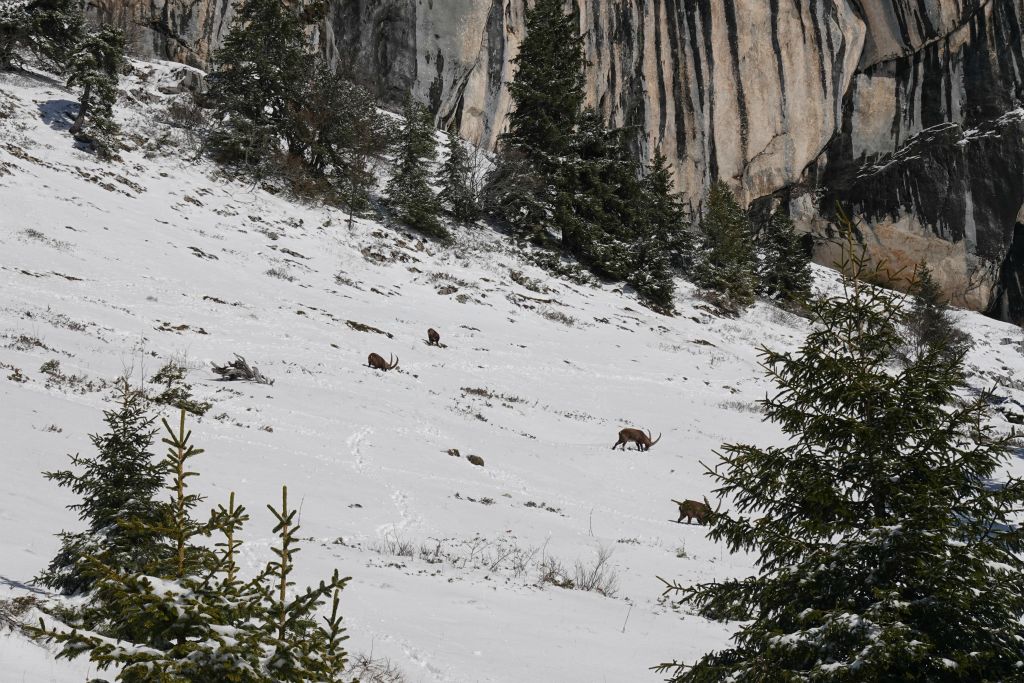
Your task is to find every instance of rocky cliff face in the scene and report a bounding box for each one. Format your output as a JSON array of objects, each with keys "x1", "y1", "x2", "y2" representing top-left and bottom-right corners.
[
  {"x1": 93, "y1": 0, "x2": 1024, "y2": 321},
  {"x1": 795, "y1": 0, "x2": 1024, "y2": 312},
  {"x1": 319, "y1": 0, "x2": 866, "y2": 211}
]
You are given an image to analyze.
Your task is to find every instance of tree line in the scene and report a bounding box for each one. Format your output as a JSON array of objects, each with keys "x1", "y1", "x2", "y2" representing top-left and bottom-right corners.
[
  {"x1": 32, "y1": 385, "x2": 353, "y2": 682},
  {"x1": 2, "y1": 0, "x2": 810, "y2": 316}
]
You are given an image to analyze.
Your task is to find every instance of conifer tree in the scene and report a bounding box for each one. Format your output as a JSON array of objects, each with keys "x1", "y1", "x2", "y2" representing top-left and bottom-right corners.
[
  {"x1": 901, "y1": 262, "x2": 973, "y2": 366},
  {"x1": 757, "y1": 208, "x2": 811, "y2": 304},
  {"x1": 206, "y1": 0, "x2": 314, "y2": 172},
  {"x1": 34, "y1": 411, "x2": 354, "y2": 683},
  {"x1": 303, "y1": 60, "x2": 388, "y2": 219},
  {"x1": 626, "y1": 206, "x2": 675, "y2": 313},
  {"x1": 484, "y1": 0, "x2": 585, "y2": 239},
  {"x1": 150, "y1": 361, "x2": 212, "y2": 417},
  {"x1": 147, "y1": 409, "x2": 217, "y2": 579},
  {"x1": 694, "y1": 181, "x2": 759, "y2": 310},
  {"x1": 0, "y1": 2, "x2": 29, "y2": 69},
  {"x1": 657, "y1": 223, "x2": 1024, "y2": 682},
  {"x1": 437, "y1": 126, "x2": 478, "y2": 224},
  {"x1": 622, "y1": 152, "x2": 691, "y2": 312},
  {"x1": 38, "y1": 378, "x2": 166, "y2": 595},
  {"x1": 254, "y1": 486, "x2": 352, "y2": 681},
  {"x1": 0, "y1": 0, "x2": 83, "y2": 70},
  {"x1": 502, "y1": 0, "x2": 585, "y2": 166},
  {"x1": 642, "y1": 151, "x2": 693, "y2": 272},
  {"x1": 481, "y1": 143, "x2": 553, "y2": 241},
  {"x1": 386, "y1": 99, "x2": 444, "y2": 238},
  {"x1": 66, "y1": 25, "x2": 125, "y2": 160},
  {"x1": 560, "y1": 109, "x2": 637, "y2": 268}
]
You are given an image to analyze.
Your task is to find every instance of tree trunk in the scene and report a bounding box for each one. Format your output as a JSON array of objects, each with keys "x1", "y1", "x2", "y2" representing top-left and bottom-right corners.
[{"x1": 69, "y1": 82, "x2": 90, "y2": 135}]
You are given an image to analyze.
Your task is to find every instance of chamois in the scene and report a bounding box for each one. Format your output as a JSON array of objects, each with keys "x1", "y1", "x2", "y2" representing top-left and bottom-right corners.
[{"x1": 427, "y1": 328, "x2": 441, "y2": 346}]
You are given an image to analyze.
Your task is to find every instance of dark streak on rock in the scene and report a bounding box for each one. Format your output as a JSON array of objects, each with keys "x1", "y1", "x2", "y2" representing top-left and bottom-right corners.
[{"x1": 722, "y1": 0, "x2": 749, "y2": 160}]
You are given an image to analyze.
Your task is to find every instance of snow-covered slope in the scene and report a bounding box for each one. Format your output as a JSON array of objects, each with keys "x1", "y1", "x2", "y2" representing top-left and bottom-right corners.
[{"x1": 2, "y1": 63, "x2": 1024, "y2": 682}]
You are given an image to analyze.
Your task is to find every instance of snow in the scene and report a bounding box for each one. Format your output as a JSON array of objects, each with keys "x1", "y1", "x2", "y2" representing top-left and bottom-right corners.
[{"x1": 2, "y1": 61, "x2": 1024, "y2": 681}]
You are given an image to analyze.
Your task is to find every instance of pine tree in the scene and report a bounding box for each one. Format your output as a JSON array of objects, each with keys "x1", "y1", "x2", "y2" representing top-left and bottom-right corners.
[
  {"x1": 657, "y1": 224, "x2": 1024, "y2": 682},
  {"x1": 0, "y1": 0, "x2": 83, "y2": 70},
  {"x1": 206, "y1": 0, "x2": 314, "y2": 172},
  {"x1": 757, "y1": 208, "x2": 811, "y2": 304},
  {"x1": 436, "y1": 126, "x2": 478, "y2": 224},
  {"x1": 149, "y1": 361, "x2": 211, "y2": 417},
  {"x1": 642, "y1": 151, "x2": 693, "y2": 272},
  {"x1": 481, "y1": 143, "x2": 552, "y2": 241},
  {"x1": 626, "y1": 206, "x2": 675, "y2": 313},
  {"x1": 0, "y1": 2, "x2": 26, "y2": 69},
  {"x1": 254, "y1": 487, "x2": 351, "y2": 681},
  {"x1": 901, "y1": 262, "x2": 973, "y2": 366},
  {"x1": 24, "y1": 0, "x2": 82, "y2": 67},
  {"x1": 303, "y1": 60, "x2": 389, "y2": 220},
  {"x1": 694, "y1": 181, "x2": 759, "y2": 311},
  {"x1": 66, "y1": 25, "x2": 125, "y2": 160},
  {"x1": 34, "y1": 412, "x2": 354, "y2": 683},
  {"x1": 386, "y1": 99, "x2": 444, "y2": 238},
  {"x1": 147, "y1": 409, "x2": 217, "y2": 579},
  {"x1": 560, "y1": 109, "x2": 637, "y2": 268},
  {"x1": 38, "y1": 378, "x2": 167, "y2": 595},
  {"x1": 503, "y1": 0, "x2": 585, "y2": 166},
  {"x1": 623, "y1": 151, "x2": 690, "y2": 312},
  {"x1": 484, "y1": 0, "x2": 585, "y2": 239}
]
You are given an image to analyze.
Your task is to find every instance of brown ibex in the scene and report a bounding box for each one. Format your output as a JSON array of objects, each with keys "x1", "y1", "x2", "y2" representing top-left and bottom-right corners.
[
  {"x1": 427, "y1": 328, "x2": 441, "y2": 346},
  {"x1": 612, "y1": 428, "x2": 661, "y2": 452},
  {"x1": 367, "y1": 353, "x2": 399, "y2": 371},
  {"x1": 673, "y1": 497, "x2": 720, "y2": 525}
]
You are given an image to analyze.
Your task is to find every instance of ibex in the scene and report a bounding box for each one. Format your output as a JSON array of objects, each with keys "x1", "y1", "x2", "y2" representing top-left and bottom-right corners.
[
  {"x1": 427, "y1": 328, "x2": 441, "y2": 346},
  {"x1": 367, "y1": 353, "x2": 399, "y2": 371},
  {"x1": 673, "y1": 497, "x2": 720, "y2": 525},
  {"x1": 612, "y1": 428, "x2": 661, "y2": 452}
]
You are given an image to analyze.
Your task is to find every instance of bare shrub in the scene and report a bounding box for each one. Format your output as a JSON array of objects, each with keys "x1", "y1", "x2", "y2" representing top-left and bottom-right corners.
[
  {"x1": 376, "y1": 533, "x2": 546, "y2": 581},
  {"x1": 334, "y1": 272, "x2": 363, "y2": 290},
  {"x1": 43, "y1": 311, "x2": 87, "y2": 332},
  {"x1": 4, "y1": 364, "x2": 27, "y2": 382},
  {"x1": 540, "y1": 307, "x2": 577, "y2": 327},
  {"x1": 345, "y1": 652, "x2": 407, "y2": 683},
  {"x1": 718, "y1": 399, "x2": 764, "y2": 415},
  {"x1": 428, "y1": 271, "x2": 472, "y2": 289},
  {"x1": 39, "y1": 359, "x2": 106, "y2": 394},
  {"x1": 0, "y1": 595, "x2": 38, "y2": 632},
  {"x1": 155, "y1": 94, "x2": 209, "y2": 157},
  {"x1": 572, "y1": 545, "x2": 619, "y2": 597},
  {"x1": 6, "y1": 333, "x2": 52, "y2": 352},
  {"x1": 461, "y1": 386, "x2": 527, "y2": 405},
  {"x1": 265, "y1": 267, "x2": 296, "y2": 282},
  {"x1": 509, "y1": 269, "x2": 551, "y2": 294},
  {"x1": 507, "y1": 544, "x2": 540, "y2": 579},
  {"x1": 418, "y1": 540, "x2": 443, "y2": 564},
  {"x1": 371, "y1": 533, "x2": 415, "y2": 558},
  {"x1": 21, "y1": 229, "x2": 71, "y2": 250},
  {"x1": 538, "y1": 557, "x2": 575, "y2": 589}
]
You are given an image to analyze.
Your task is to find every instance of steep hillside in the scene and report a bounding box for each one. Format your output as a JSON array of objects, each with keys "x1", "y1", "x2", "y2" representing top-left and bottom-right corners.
[
  {"x1": 87, "y1": 0, "x2": 1024, "y2": 321},
  {"x1": 3, "y1": 63, "x2": 1024, "y2": 682}
]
